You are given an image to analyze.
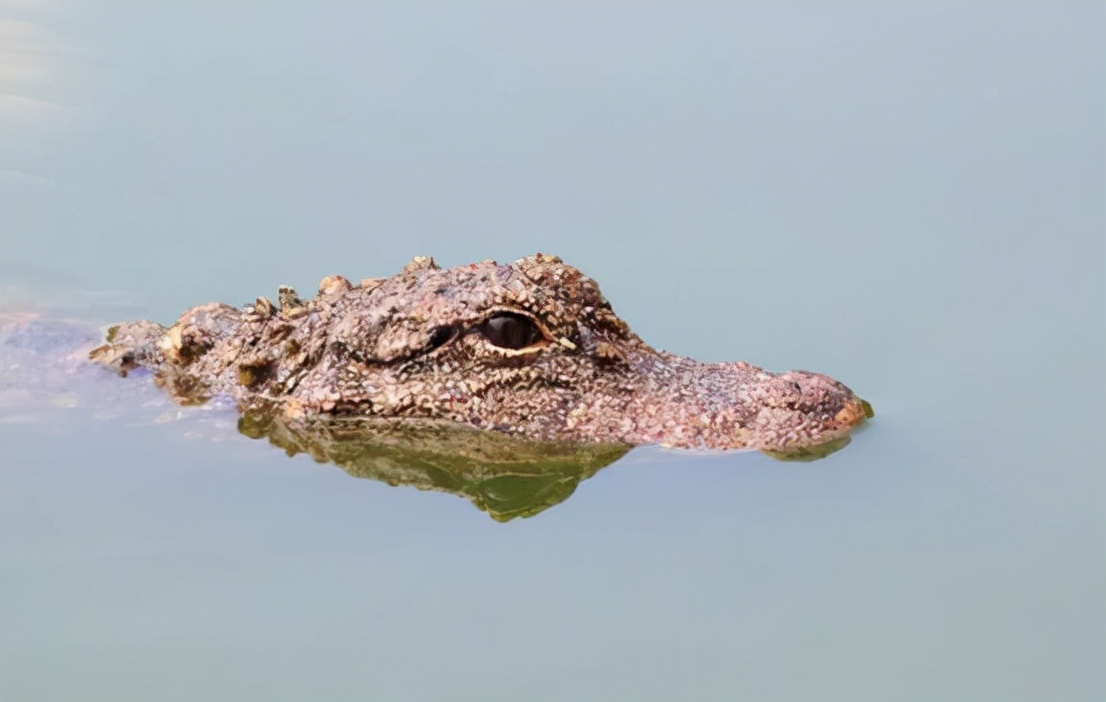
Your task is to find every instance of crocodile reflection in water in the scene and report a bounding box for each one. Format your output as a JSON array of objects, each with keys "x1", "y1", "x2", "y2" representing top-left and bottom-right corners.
[
  {"x1": 241, "y1": 415, "x2": 631, "y2": 521},
  {"x1": 90, "y1": 254, "x2": 873, "y2": 454},
  {"x1": 236, "y1": 415, "x2": 855, "y2": 521}
]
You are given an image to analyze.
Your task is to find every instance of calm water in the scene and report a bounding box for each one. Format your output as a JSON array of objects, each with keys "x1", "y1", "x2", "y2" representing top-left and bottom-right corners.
[{"x1": 2, "y1": 3, "x2": 1104, "y2": 700}]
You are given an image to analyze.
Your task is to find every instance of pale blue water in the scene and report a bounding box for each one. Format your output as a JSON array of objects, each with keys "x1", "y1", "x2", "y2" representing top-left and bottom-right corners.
[{"x1": 1, "y1": 3, "x2": 1103, "y2": 700}]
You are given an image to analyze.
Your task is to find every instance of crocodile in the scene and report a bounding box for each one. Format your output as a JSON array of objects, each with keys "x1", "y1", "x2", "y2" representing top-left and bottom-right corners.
[{"x1": 88, "y1": 254, "x2": 873, "y2": 454}]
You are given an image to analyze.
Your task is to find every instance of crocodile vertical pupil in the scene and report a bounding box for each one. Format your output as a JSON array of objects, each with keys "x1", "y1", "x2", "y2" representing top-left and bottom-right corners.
[{"x1": 480, "y1": 313, "x2": 541, "y2": 349}]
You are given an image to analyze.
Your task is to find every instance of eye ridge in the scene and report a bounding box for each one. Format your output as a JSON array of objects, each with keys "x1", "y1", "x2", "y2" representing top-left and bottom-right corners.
[{"x1": 479, "y1": 312, "x2": 543, "y2": 350}]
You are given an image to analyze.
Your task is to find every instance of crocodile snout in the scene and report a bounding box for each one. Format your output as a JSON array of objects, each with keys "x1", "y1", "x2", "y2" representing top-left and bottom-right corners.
[
  {"x1": 728, "y1": 369, "x2": 873, "y2": 452},
  {"x1": 615, "y1": 356, "x2": 872, "y2": 452},
  {"x1": 774, "y1": 370, "x2": 872, "y2": 425}
]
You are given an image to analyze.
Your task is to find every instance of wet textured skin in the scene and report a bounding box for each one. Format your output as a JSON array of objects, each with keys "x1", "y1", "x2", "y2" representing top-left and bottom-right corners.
[{"x1": 89, "y1": 254, "x2": 872, "y2": 453}]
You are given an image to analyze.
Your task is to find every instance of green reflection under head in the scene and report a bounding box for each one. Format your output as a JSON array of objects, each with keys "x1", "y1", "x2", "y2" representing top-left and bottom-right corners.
[{"x1": 238, "y1": 414, "x2": 631, "y2": 522}]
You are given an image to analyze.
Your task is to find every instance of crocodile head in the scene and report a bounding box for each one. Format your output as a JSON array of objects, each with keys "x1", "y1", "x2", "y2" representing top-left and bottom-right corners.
[{"x1": 91, "y1": 254, "x2": 871, "y2": 453}]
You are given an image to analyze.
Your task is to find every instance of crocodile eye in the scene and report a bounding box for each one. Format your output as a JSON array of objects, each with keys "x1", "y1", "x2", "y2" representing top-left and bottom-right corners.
[{"x1": 479, "y1": 313, "x2": 543, "y2": 350}]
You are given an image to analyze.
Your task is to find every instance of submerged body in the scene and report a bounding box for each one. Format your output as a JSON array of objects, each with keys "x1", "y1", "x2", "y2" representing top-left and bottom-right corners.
[{"x1": 90, "y1": 254, "x2": 872, "y2": 452}]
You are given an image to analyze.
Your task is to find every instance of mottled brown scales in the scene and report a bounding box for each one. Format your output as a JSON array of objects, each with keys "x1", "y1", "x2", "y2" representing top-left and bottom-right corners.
[{"x1": 89, "y1": 254, "x2": 872, "y2": 452}]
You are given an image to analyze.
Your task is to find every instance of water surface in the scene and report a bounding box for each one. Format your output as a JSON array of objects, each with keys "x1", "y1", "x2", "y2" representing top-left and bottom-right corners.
[{"x1": 1, "y1": 3, "x2": 1103, "y2": 701}]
